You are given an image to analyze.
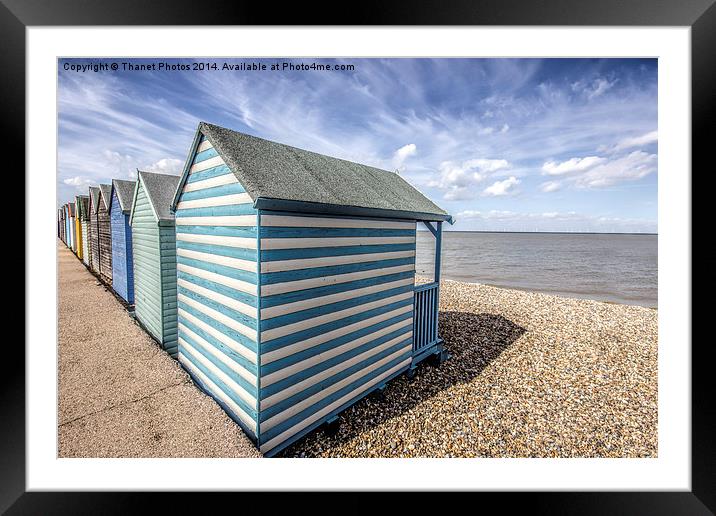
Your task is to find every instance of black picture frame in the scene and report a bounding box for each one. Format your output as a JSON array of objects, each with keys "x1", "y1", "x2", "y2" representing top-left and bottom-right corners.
[{"x1": 5, "y1": 0, "x2": 713, "y2": 512}]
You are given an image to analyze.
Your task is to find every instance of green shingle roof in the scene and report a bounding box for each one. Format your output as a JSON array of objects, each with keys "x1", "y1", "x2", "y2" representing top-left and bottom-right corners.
[
  {"x1": 137, "y1": 170, "x2": 181, "y2": 222},
  {"x1": 173, "y1": 122, "x2": 452, "y2": 223}
]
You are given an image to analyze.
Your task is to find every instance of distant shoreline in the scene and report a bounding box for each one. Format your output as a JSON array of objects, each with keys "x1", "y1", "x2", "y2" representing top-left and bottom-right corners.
[{"x1": 418, "y1": 229, "x2": 658, "y2": 236}]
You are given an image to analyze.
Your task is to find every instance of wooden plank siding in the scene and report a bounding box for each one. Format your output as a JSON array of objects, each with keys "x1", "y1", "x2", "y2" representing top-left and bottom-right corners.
[
  {"x1": 174, "y1": 135, "x2": 260, "y2": 440},
  {"x1": 256, "y1": 212, "x2": 416, "y2": 455},
  {"x1": 172, "y1": 133, "x2": 417, "y2": 455},
  {"x1": 97, "y1": 188, "x2": 113, "y2": 284},
  {"x1": 110, "y1": 188, "x2": 135, "y2": 304},
  {"x1": 81, "y1": 220, "x2": 89, "y2": 266},
  {"x1": 130, "y1": 175, "x2": 179, "y2": 356},
  {"x1": 89, "y1": 189, "x2": 101, "y2": 273}
]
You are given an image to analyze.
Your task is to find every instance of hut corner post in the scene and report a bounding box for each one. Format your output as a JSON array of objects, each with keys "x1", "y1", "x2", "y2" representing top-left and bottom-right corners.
[{"x1": 410, "y1": 221, "x2": 446, "y2": 373}]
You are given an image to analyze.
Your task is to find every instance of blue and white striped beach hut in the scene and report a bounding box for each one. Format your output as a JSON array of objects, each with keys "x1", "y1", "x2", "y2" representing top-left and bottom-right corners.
[{"x1": 170, "y1": 122, "x2": 453, "y2": 456}]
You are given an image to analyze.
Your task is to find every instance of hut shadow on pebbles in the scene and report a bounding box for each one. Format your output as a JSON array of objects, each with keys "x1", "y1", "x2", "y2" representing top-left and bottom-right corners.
[{"x1": 277, "y1": 310, "x2": 526, "y2": 457}]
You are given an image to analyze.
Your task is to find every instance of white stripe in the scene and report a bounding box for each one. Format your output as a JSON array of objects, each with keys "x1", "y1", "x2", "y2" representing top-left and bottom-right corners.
[
  {"x1": 178, "y1": 263, "x2": 258, "y2": 295},
  {"x1": 261, "y1": 345, "x2": 411, "y2": 432},
  {"x1": 261, "y1": 249, "x2": 415, "y2": 273},
  {"x1": 261, "y1": 214, "x2": 414, "y2": 230},
  {"x1": 261, "y1": 277, "x2": 414, "y2": 320},
  {"x1": 177, "y1": 232, "x2": 257, "y2": 250},
  {"x1": 196, "y1": 139, "x2": 213, "y2": 152},
  {"x1": 180, "y1": 337, "x2": 256, "y2": 407},
  {"x1": 179, "y1": 352, "x2": 256, "y2": 434},
  {"x1": 260, "y1": 235, "x2": 415, "y2": 250},
  {"x1": 261, "y1": 291, "x2": 413, "y2": 342},
  {"x1": 261, "y1": 304, "x2": 413, "y2": 364},
  {"x1": 260, "y1": 263, "x2": 414, "y2": 296},
  {"x1": 262, "y1": 331, "x2": 412, "y2": 409},
  {"x1": 261, "y1": 320, "x2": 412, "y2": 388},
  {"x1": 177, "y1": 247, "x2": 257, "y2": 273},
  {"x1": 179, "y1": 293, "x2": 257, "y2": 341},
  {"x1": 176, "y1": 215, "x2": 256, "y2": 226},
  {"x1": 260, "y1": 358, "x2": 410, "y2": 453},
  {"x1": 178, "y1": 278, "x2": 257, "y2": 319},
  {"x1": 182, "y1": 172, "x2": 235, "y2": 192},
  {"x1": 178, "y1": 308, "x2": 256, "y2": 363},
  {"x1": 176, "y1": 192, "x2": 252, "y2": 210},
  {"x1": 189, "y1": 155, "x2": 226, "y2": 174},
  {"x1": 179, "y1": 323, "x2": 257, "y2": 386}
]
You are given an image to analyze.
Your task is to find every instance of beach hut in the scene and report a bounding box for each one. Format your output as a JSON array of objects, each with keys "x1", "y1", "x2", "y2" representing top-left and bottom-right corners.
[
  {"x1": 69, "y1": 202, "x2": 77, "y2": 255},
  {"x1": 170, "y1": 121, "x2": 453, "y2": 456},
  {"x1": 97, "y1": 184, "x2": 113, "y2": 284},
  {"x1": 130, "y1": 171, "x2": 180, "y2": 356},
  {"x1": 57, "y1": 208, "x2": 62, "y2": 240},
  {"x1": 110, "y1": 179, "x2": 137, "y2": 304},
  {"x1": 88, "y1": 186, "x2": 101, "y2": 274},
  {"x1": 74, "y1": 196, "x2": 86, "y2": 262},
  {"x1": 64, "y1": 204, "x2": 72, "y2": 248},
  {"x1": 59, "y1": 207, "x2": 65, "y2": 243},
  {"x1": 77, "y1": 195, "x2": 90, "y2": 266}
]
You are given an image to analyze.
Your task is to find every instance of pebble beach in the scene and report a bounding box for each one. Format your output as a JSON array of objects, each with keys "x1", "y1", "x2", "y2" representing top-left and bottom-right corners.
[
  {"x1": 279, "y1": 277, "x2": 658, "y2": 458},
  {"x1": 58, "y1": 241, "x2": 657, "y2": 458}
]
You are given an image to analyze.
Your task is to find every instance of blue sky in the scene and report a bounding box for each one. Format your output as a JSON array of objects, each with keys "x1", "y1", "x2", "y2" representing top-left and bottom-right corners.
[{"x1": 58, "y1": 58, "x2": 657, "y2": 233}]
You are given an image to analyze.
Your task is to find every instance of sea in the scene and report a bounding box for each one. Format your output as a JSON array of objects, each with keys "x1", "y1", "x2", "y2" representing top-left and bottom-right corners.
[{"x1": 416, "y1": 231, "x2": 657, "y2": 308}]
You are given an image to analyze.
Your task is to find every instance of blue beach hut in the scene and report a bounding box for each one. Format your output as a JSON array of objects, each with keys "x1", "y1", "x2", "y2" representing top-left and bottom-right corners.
[
  {"x1": 110, "y1": 179, "x2": 137, "y2": 304},
  {"x1": 170, "y1": 122, "x2": 453, "y2": 456}
]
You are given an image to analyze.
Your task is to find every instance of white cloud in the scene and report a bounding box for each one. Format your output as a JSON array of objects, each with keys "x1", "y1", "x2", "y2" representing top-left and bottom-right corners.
[
  {"x1": 540, "y1": 180, "x2": 561, "y2": 193},
  {"x1": 572, "y1": 77, "x2": 618, "y2": 100},
  {"x1": 451, "y1": 209, "x2": 656, "y2": 233},
  {"x1": 574, "y1": 151, "x2": 657, "y2": 188},
  {"x1": 609, "y1": 130, "x2": 658, "y2": 152},
  {"x1": 430, "y1": 158, "x2": 510, "y2": 200},
  {"x1": 63, "y1": 176, "x2": 93, "y2": 187},
  {"x1": 143, "y1": 158, "x2": 183, "y2": 176},
  {"x1": 500, "y1": 124, "x2": 510, "y2": 133},
  {"x1": 542, "y1": 156, "x2": 605, "y2": 176},
  {"x1": 392, "y1": 143, "x2": 417, "y2": 170},
  {"x1": 482, "y1": 176, "x2": 520, "y2": 196}
]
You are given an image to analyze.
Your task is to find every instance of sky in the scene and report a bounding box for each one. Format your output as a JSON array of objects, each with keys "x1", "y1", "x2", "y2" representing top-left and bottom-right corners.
[{"x1": 58, "y1": 58, "x2": 657, "y2": 233}]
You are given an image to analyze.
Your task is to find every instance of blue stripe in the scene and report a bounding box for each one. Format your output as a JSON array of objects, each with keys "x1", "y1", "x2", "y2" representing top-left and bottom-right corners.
[
  {"x1": 177, "y1": 225, "x2": 257, "y2": 238},
  {"x1": 260, "y1": 337, "x2": 412, "y2": 422},
  {"x1": 179, "y1": 316, "x2": 258, "y2": 375},
  {"x1": 178, "y1": 284, "x2": 258, "y2": 330},
  {"x1": 261, "y1": 243, "x2": 415, "y2": 262},
  {"x1": 261, "y1": 327, "x2": 412, "y2": 399},
  {"x1": 261, "y1": 227, "x2": 415, "y2": 238},
  {"x1": 182, "y1": 366, "x2": 258, "y2": 441},
  {"x1": 186, "y1": 164, "x2": 232, "y2": 183},
  {"x1": 192, "y1": 147, "x2": 219, "y2": 164},
  {"x1": 261, "y1": 298, "x2": 414, "y2": 351},
  {"x1": 179, "y1": 330, "x2": 257, "y2": 398},
  {"x1": 260, "y1": 351, "x2": 411, "y2": 442},
  {"x1": 178, "y1": 256, "x2": 258, "y2": 285},
  {"x1": 177, "y1": 240, "x2": 257, "y2": 262},
  {"x1": 260, "y1": 284, "x2": 414, "y2": 331},
  {"x1": 261, "y1": 311, "x2": 413, "y2": 375},
  {"x1": 178, "y1": 347, "x2": 258, "y2": 427},
  {"x1": 178, "y1": 270, "x2": 257, "y2": 308},
  {"x1": 178, "y1": 301, "x2": 258, "y2": 354},
  {"x1": 261, "y1": 270, "x2": 414, "y2": 308},
  {"x1": 260, "y1": 257, "x2": 415, "y2": 285},
  {"x1": 176, "y1": 203, "x2": 256, "y2": 218},
  {"x1": 179, "y1": 182, "x2": 246, "y2": 202}
]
